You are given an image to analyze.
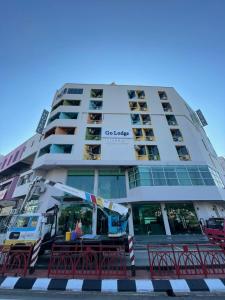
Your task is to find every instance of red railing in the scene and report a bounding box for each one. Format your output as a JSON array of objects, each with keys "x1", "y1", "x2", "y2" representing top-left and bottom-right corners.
[
  {"x1": 147, "y1": 244, "x2": 225, "y2": 279},
  {"x1": 48, "y1": 244, "x2": 127, "y2": 279},
  {"x1": 0, "y1": 244, "x2": 33, "y2": 277}
]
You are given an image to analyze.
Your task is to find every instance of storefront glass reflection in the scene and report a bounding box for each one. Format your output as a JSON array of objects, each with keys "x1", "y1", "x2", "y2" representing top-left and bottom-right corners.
[
  {"x1": 166, "y1": 203, "x2": 201, "y2": 234},
  {"x1": 132, "y1": 203, "x2": 165, "y2": 235}
]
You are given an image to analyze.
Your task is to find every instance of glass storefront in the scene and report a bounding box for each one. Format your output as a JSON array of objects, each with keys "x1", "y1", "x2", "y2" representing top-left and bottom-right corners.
[
  {"x1": 132, "y1": 203, "x2": 165, "y2": 235},
  {"x1": 166, "y1": 203, "x2": 201, "y2": 234},
  {"x1": 67, "y1": 169, "x2": 94, "y2": 193},
  {"x1": 98, "y1": 169, "x2": 126, "y2": 199}
]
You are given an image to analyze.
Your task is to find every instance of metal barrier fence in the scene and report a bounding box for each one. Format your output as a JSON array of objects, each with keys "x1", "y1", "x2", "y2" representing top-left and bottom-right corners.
[
  {"x1": 204, "y1": 228, "x2": 225, "y2": 249},
  {"x1": 0, "y1": 244, "x2": 33, "y2": 277},
  {"x1": 147, "y1": 244, "x2": 225, "y2": 279},
  {"x1": 48, "y1": 244, "x2": 127, "y2": 279}
]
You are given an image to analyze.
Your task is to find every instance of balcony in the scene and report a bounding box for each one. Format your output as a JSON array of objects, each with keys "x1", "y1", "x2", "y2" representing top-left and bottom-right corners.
[
  {"x1": 52, "y1": 99, "x2": 81, "y2": 112},
  {"x1": 48, "y1": 112, "x2": 78, "y2": 125},
  {"x1": 44, "y1": 127, "x2": 76, "y2": 139},
  {"x1": 39, "y1": 144, "x2": 73, "y2": 157},
  {"x1": 83, "y1": 145, "x2": 101, "y2": 160}
]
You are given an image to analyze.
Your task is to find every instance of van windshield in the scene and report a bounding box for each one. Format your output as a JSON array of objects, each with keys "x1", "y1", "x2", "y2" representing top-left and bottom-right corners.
[{"x1": 14, "y1": 216, "x2": 39, "y2": 228}]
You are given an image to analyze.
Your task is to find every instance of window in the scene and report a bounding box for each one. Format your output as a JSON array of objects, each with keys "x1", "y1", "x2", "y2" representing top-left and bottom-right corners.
[
  {"x1": 162, "y1": 102, "x2": 172, "y2": 112},
  {"x1": 13, "y1": 150, "x2": 20, "y2": 163},
  {"x1": 139, "y1": 102, "x2": 148, "y2": 111},
  {"x1": 39, "y1": 144, "x2": 73, "y2": 156},
  {"x1": 90, "y1": 89, "x2": 103, "y2": 98},
  {"x1": 136, "y1": 90, "x2": 145, "y2": 99},
  {"x1": 133, "y1": 128, "x2": 143, "y2": 140},
  {"x1": 128, "y1": 165, "x2": 224, "y2": 188},
  {"x1": 146, "y1": 145, "x2": 160, "y2": 160},
  {"x1": 67, "y1": 170, "x2": 94, "y2": 193},
  {"x1": 52, "y1": 100, "x2": 81, "y2": 111},
  {"x1": 128, "y1": 90, "x2": 145, "y2": 99},
  {"x1": 85, "y1": 127, "x2": 101, "y2": 140},
  {"x1": 129, "y1": 102, "x2": 148, "y2": 111},
  {"x1": 158, "y1": 91, "x2": 167, "y2": 100},
  {"x1": 89, "y1": 100, "x2": 103, "y2": 110},
  {"x1": 176, "y1": 146, "x2": 191, "y2": 161},
  {"x1": 129, "y1": 101, "x2": 138, "y2": 111},
  {"x1": 133, "y1": 128, "x2": 155, "y2": 141},
  {"x1": 44, "y1": 127, "x2": 76, "y2": 139},
  {"x1": 98, "y1": 169, "x2": 126, "y2": 199},
  {"x1": 166, "y1": 114, "x2": 178, "y2": 126},
  {"x1": 67, "y1": 88, "x2": 83, "y2": 94},
  {"x1": 84, "y1": 145, "x2": 101, "y2": 160},
  {"x1": 141, "y1": 114, "x2": 151, "y2": 125},
  {"x1": 144, "y1": 128, "x2": 155, "y2": 141},
  {"x1": 134, "y1": 145, "x2": 160, "y2": 160},
  {"x1": 130, "y1": 114, "x2": 151, "y2": 125},
  {"x1": 87, "y1": 113, "x2": 102, "y2": 124},
  {"x1": 131, "y1": 114, "x2": 141, "y2": 125},
  {"x1": 170, "y1": 129, "x2": 183, "y2": 142}
]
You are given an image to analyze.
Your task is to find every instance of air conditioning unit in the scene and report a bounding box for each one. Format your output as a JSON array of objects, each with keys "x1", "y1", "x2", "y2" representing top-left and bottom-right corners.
[{"x1": 178, "y1": 137, "x2": 183, "y2": 142}]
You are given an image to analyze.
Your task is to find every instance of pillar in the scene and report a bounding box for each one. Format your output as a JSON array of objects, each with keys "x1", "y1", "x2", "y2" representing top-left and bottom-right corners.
[
  {"x1": 91, "y1": 169, "x2": 98, "y2": 235},
  {"x1": 128, "y1": 204, "x2": 134, "y2": 236},
  {"x1": 161, "y1": 203, "x2": 171, "y2": 235}
]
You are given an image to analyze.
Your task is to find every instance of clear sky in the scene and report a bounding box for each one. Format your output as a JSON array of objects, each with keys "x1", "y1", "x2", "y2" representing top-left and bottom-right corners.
[{"x1": 0, "y1": 0, "x2": 224, "y2": 156}]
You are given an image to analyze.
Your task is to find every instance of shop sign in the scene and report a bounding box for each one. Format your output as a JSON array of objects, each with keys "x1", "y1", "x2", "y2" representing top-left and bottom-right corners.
[
  {"x1": 102, "y1": 129, "x2": 132, "y2": 139},
  {"x1": 0, "y1": 189, "x2": 7, "y2": 200}
]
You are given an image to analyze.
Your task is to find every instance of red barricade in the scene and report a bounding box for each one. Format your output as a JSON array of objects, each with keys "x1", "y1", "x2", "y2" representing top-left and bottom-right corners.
[
  {"x1": 147, "y1": 244, "x2": 225, "y2": 279},
  {"x1": 2, "y1": 244, "x2": 33, "y2": 277},
  {"x1": 48, "y1": 244, "x2": 127, "y2": 279},
  {"x1": 0, "y1": 246, "x2": 9, "y2": 275}
]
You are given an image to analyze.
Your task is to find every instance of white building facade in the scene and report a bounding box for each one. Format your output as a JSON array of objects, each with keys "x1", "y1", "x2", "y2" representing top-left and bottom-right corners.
[{"x1": 6, "y1": 83, "x2": 225, "y2": 236}]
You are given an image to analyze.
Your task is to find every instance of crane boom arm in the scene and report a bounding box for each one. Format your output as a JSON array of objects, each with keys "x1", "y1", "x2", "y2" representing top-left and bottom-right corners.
[{"x1": 45, "y1": 180, "x2": 129, "y2": 217}]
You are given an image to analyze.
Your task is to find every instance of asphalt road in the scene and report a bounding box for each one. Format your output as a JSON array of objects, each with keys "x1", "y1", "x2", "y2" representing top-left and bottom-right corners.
[{"x1": 1, "y1": 290, "x2": 225, "y2": 300}]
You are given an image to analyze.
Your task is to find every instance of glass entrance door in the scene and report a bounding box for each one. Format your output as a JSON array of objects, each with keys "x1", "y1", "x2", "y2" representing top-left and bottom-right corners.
[{"x1": 132, "y1": 203, "x2": 165, "y2": 235}]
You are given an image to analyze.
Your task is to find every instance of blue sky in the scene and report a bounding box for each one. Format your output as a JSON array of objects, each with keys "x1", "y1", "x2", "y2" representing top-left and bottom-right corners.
[{"x1": 0, "y1": 0, "x2": 224, "y2": 156}]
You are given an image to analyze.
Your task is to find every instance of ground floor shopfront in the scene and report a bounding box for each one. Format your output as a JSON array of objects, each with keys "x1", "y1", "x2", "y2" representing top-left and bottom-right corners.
[{"x1": 58, "y1": 201, "x2": 225, "y2": 236}]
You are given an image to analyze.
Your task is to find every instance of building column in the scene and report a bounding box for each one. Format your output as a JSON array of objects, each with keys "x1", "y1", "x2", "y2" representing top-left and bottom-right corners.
[
  {"x1": 92, "y1": 169, "x2": 98, "y2": 235},
  {"x1": 161, "y1": 203, "x2": 171, "y2": 235},
  {"x1": 128, "y1": 204, "x2": 134, "y2": 236}
]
